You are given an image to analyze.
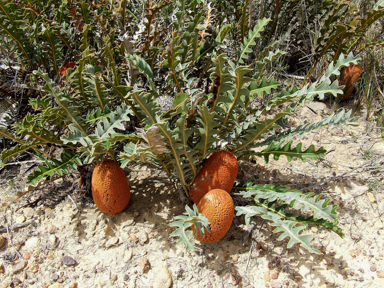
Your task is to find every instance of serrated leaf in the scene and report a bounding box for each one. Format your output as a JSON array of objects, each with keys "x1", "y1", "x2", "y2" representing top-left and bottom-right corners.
[
  {"x1": 238, "y1": 18, "x2": 271, "y2": 64},
  {"x1": 272, "y1": 220, "x2": 321, "y2": 254},
  {"x1": 27, "y1": 150, "x2": 82, "y2": 186},
  {"x1": 259, "y1": 141, "x2": 326, "y2": 163}
]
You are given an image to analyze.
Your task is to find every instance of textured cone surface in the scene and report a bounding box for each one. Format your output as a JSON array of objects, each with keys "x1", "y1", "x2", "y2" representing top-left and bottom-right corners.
[
  {"x1": 189, "y1": 151, "x2": 238, "y2": 204},
  {"x1": 193, "y1": 189, "x2": 234, "y2": 243},
  {"x1": 92, "y1": 160, "x2": 131, "y2": 214}
]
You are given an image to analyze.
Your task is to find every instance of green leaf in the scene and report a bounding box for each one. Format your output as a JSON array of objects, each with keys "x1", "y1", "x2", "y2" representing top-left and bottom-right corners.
[
  {"x1": 259, "y1": 141, "x2": 326, "y2": 163},
  {"x1": 249, "y1": 77, "x2": 280, "y2": 97},
  {"x1": 170, "y1": 204, "x2": 210, "y2": 252},
  {"x1": 27, "y1": 150, "x2": 82, "y2": 186},
  {"x1": 271, "y1": 220, "x2": 321, "y2": 254},
  {"x1": 127, "y1": 54, "x2": 156, "y2": 91},
  {"x1": 237, "y1": 18, "x2": 271, "y2": 64},
  {"x1": 215, "y1": 24, "x2": 231, "y2": 43}
]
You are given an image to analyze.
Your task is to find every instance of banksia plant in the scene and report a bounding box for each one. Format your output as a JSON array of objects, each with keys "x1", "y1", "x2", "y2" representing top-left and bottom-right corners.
[{"x1": 117, "y1": 0, "x2": 358, "y2": 253}]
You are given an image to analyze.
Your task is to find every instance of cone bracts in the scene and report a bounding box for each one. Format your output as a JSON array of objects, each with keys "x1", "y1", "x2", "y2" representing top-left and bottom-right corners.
[
  {"x1": 92, "y1": 160, "x2": 131, "y2": 214},
  {"x1": 189, "y1": 151, "x2": 238, "y2": 204},
  {"x1": 193, "y1": 189, "x2": 234, "y2": 243}
]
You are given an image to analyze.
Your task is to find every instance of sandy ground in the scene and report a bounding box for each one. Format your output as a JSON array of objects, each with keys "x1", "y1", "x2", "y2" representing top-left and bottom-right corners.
[{"x1": 0, "y1": 102, "x2": 384, "y2": 288}]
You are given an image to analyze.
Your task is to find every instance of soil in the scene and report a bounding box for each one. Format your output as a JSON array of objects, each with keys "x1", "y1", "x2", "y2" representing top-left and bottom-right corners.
[{"x1": 0, "y1": 102, "x2": 384, "y2": 288}]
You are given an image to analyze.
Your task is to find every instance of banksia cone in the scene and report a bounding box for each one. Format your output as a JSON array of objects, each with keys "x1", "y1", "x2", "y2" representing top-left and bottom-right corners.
[
  {"x1": 193, "y1": 189, "x2": 234, "y2": 243},
  {"x1": 92, "y1": 160, "x2": 131, "y2": 214},
  {"x1": 339, "y1": 63, "x2": 361, "y2": 101},
  {"x1": 189, "y1": 150, "x2": 238, "y2": 204}
]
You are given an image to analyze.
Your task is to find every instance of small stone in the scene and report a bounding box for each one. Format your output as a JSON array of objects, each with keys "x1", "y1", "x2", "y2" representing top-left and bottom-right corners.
[
  {"x1": 13, "y1": 260, "x2": 27, "y2": 274},
  {"x1": 137, "y1": 231, "x2": 149, "y2": 244},
  {"x1": 311, "y1": 227, "x2": 318, "y2": 233},
  {"x1": 139, "y1": 257, "x2": 151, "y2": 273},
  {"x1": 271, "y1": 273, "x2": 278, "y2": 280},
  {"x1": 367, "y1": 192, "x2": 376, "y2": 203},
  {"x1": 99, "y1": 279, "x2": 106, "y2": 287},
  {"x1": 232, "y1": 255, "x2": 239, "y2": 262},
  {"x1": 111, "y1": 274, "x2": 118, "y2": 283},
  {"x1": 0, "y1": 264, "x2": 5, "y2": 273},
  {"x1": 15, "y1": 215, "x2": 26, "y2": 224},
  {"x1": 62, "y1": 256, "x2": 76, "y2": 266},
  {"x1": 44, "y1": 207, "x2": 55, "y2": 218},
  {"x1": 377, "y1": 271, "x2": 384, "y2": 278},
  {"x1": 358, "y1": 268, "x2": 364, "y2": 273},
  {"x1": 49, "y1": 234, "x2": 59, "y2": 248},
  {"x1": 47, "y1": 224, "x2": 57, "y2": 234},
  {"x1": 23, "y1": 208, "x2": 35, "y2": 218},
  {"x1": 0, "y1": 235, "x2": 6, "y2": 249},
  {"x1": 124, "y1": 248, "x2": 133, "y2": 262},
  {"x1": 23, "y1": 251, "x2": 31, "y2": 260},
  {"x1": 105, "y1": 237, "x2": 119, "y2": 248},
  {"x1": 370, "y1": 265, "x2": 377, "y2": 272},
  {"x1": 70, "y1": 283, "x2": 78, "y2": 288},
  {"x1": 264, "y1": 271, "x2": 270, "y2": 282},
  {"x1": 324, "y1": 257, "x2": 332, "y2": 264},
  {"x1": 130, "y1": 235, "x2": 139, "y2": 243},
  {"x1": 349, "y1": 250, "x2": 356, "y2": 257},
  {"x1": 133, "y1": 211, "x2": 140, "y2": 217},
  {"x1": 25, "y1": 237, "x2": 40, "y2": 250},
  {"x1": 30, "y1": 263, "x2": 39, "y2": 273},
  {"x1": 47, "y1": 251, "x2": 55, "y2": 260},
  {"x1": 155, "y1": 267, "x2": 172, "y2": 288},
  {"x1": 48, "y1": 283, "x2": 62, "y2": 288},
  {"x1": 260, "y1": 241, "x2": 268, "y2": 251},
  {"x1": 123, "y1": 274, "x2": 129, "y2": 281}
]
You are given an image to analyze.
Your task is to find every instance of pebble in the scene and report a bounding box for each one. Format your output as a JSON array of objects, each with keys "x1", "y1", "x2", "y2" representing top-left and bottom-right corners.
[
  {"x1": 264, "y1": 271, "x2": 270, "y2": 282},
  {"x1": 130, "y1": 235, "x2": 139, "y2": 243},
  {"x1": 370, "y1": 265, "x2": 377, "y2": 272},
  {"x1": 0, "y1": 264, "x2": 4, "y2": 273},
  {"x1": 70, "y1": 283, "x2": 78, "y2": 288},
  {"x1": 377, "y1": 271, "x2": 384, "y2": 278},
  {"x1": 62, "y1": 256, "x2": 76, "y2": 266},
  {"x1": 13, "y1": 260, "x2": 27, "y2": 274},
  {"x1": 232, "y1": 255, "x2": 239, "y2": 262},
  {"x1": 111, "y1": 274, "x2": 118, "y2": 283},
  {"x1": 139, "y1": 257, "x2": 151, "y2": 273},
  {"x1": 155, "y1": 267, "x2": 172, "y2": 288},
  {"x1": 47, "y1": 251, "x2": 55, "y2": 260},
  {"x1": 124, "y1": 248, "x2": 133, "y2": 262},
  {"x1": 105, "y1": 237, "x2": 119, "y2": 248},
  {"x1": 47, "y1": 224, "x2": 57, "y2": 234},
  {"x1": 367, "y1": 192, "x2": 376, "y2": 203},
  {"x1": 349, "y1": 250, "x2": 356, "y2": 257},
  {"x1": 260, "y1": 241, "x2": 268, "y2": 251},
  {"x1": 271, "y1": 270, "x2": 279, "y2": 279},
  {"x1": 0, "y1": 235, "x2": 7, "y2": 249},
  {"x1": 15, "y1": 215, "x2": 26, "y2": 224},
  {"x1": 25, "y1": 237, "x2": 40, "y2": 250},
  {"x1": 45, "y1": 207, "x2": 55, "y2": 218},
  {"x1": 311, "y1": 227, "x2": 318, "y2": 233},
  {"x1": 23, "y1": 208, "x2": 35, "y2": 218},
  {"x1": 48, "y1": 283, "x2": 62, "y2": 288},
  {"x1": 23, "y1": 251, "x2": 31, "y2": 260},
  {"x1": 137, "y1": 231, "x2": 149, "y2": 244},
  {"x1": 29, "y1": 263, "x2": 39, "y2": 273}
]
